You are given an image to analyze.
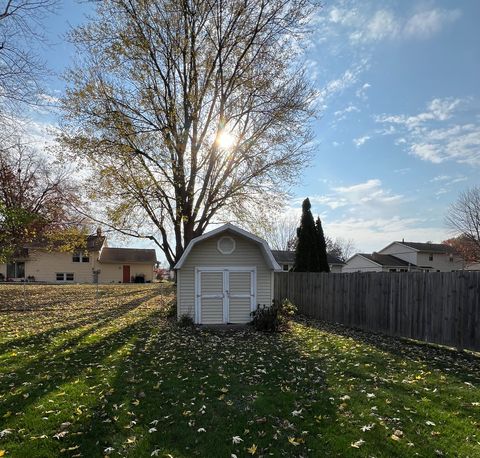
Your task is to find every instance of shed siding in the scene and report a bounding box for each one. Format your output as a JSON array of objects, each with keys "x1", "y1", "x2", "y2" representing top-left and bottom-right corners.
[{"x1": 178, "y1": 231, "x2": 273, "y2": 320}]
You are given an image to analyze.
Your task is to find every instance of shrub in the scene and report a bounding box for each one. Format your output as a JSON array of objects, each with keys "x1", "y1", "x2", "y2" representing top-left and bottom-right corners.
[
  {"x1": 178, "y1": 314, "x2": 194, "y2": 327},
  {"x1": 165, "y1": 299, "x2": 177, "y2": 319},
  {"x1": 250, "y1": 299, "x2": 297, "y2": 332}
]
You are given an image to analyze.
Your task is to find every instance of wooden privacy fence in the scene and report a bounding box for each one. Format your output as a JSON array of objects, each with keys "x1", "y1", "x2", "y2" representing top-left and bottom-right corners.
[{"x1": 274, "y1": 271, "x2": 480, "y2": 351}]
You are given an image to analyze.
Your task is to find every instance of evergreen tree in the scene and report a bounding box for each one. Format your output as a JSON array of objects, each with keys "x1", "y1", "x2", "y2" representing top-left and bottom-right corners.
[
  {"x1": 294, "y1": 198, "x2": 320, "y2": 271},
  {"x1": 316, "y1": 217, "x2": 330, "y2": 272}
]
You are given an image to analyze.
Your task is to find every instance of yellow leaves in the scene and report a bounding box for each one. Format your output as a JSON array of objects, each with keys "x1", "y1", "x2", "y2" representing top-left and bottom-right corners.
[
  {"x1": 246, "y1": 444, "x2": 257, "y2": 455},
  {"x1": 132, "y1": 399, "x2": 140, "y2": 406},
  {"x1": 288, "y1": 437, "x2": 304, "y2": 446},
  {"x1": 75, "y1": 407, "x2": 83, "y2": 416},
  {"x1": 0, "y1": 450, "x2": 5, "y2": 457},
  {"x1": 351, "y1": 439, "x2": 365, "y2": 448}
]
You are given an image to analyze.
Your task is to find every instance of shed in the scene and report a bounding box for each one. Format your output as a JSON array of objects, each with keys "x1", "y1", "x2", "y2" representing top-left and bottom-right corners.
[{"x1": 174, "y1": 223, "x2": 281, "y2": 324}]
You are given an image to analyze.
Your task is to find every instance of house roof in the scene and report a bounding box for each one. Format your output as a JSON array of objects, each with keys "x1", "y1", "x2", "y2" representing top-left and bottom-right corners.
[
  {"x1": 271, "y1": 250, "x2": 345, "y2": 265},
  {"x1": 393, "y1": 241, "x2": 453, "y2": 254},
  {"x1": 98, "y1": 247, "x2": 157, "y2": 264},
  {"x1": 357, "y1": 253, "x2": 413, "y2": 267},
  {"x1": 23, "y1": 234, "x2": 106, "y2": 252},
  {"x1": 174, "y1": 223, "x2": 281, "y2": 270}
]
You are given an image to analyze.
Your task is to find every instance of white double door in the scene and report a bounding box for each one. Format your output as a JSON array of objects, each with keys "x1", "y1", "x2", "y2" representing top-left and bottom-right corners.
[{"x1": 196, "y1": 267, "x2": 256, "y2": 324}]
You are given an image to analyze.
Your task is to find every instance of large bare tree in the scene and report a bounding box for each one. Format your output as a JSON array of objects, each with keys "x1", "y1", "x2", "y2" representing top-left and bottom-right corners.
[
  {"x1": 59, "y1": 0, "x2": 318, "y2": 268},
  {"x1": 0, "y1": 0, "x2": 57, "y2": 114},
  {"x1": 446, "y1": 186, "x2": 480, "y2": 259}
]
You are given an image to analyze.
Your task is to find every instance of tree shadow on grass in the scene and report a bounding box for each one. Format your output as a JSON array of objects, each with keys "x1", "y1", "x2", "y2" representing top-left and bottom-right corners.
[
  {"x1": 71, "y1": 325, "x2": 336, "y2": 458},
  {"x1": 0, "y1": 302, "x2": 162, "y2": 421},
  {"x1": 296, "y1": 316, "x2": 480, "y2": 386},
  {"x1": 0, "y1": 289, "x2": 161, "y2": 355}
]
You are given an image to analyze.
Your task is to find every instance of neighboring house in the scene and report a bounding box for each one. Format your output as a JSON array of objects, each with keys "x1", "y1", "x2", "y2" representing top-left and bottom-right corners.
[
  {"x1": 342, "y1": 253, "x2": 412, "y2": 273},
  {"x1": 343, "y1": 240, "x2": 465, "y2": 273},
  {"x1": 271, "y1": 250, "x2": 345, "y2": 273},
  {"x1": 174, "y1": 223, "x2": 281, "y2": 324},
  {"x1": 378, "y1": 241, "x2": 465, "y2": 272},
  {"x1": 466, "y1": 262, "x2": 480, "y2": 271},
  {"x1": 0, "y1": 231, "x2": 157, "y2": 283}
]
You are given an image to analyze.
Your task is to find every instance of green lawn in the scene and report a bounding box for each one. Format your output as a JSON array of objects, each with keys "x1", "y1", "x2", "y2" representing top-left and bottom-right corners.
[{"x1": 0, "y1": 284, "x2": 479, "y2": 457}]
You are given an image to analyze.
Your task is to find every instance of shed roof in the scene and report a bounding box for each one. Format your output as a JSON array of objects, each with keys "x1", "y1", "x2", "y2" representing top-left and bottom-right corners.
[
  {"x1": 99, "y1": 247, "x2": 157, "y2": 264},
  {"x1": 174, "y1": 223, "x2": 281, "y2": 270}
]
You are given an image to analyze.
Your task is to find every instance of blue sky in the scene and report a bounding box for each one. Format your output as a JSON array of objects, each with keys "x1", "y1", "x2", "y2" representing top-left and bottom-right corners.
[{"x1": 28, "y1": 0, "x2": 480, "y2": 255}]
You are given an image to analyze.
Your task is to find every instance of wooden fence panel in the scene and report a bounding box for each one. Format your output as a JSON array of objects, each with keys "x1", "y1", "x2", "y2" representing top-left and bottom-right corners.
[{"x1": 274, "y1": 271, "x2": 480, "y2": 351}]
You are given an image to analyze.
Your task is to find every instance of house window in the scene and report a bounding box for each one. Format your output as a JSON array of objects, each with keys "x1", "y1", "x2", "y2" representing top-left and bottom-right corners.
[
  {"x1": 73, "y1": 252, "x2": 89, "y2": 263},
  {"x1": 283, "y1": 264, "x2": 290, "y2": 271},
  {"x1": 389, "y1": 268, "x2": 397, "y2": 272},
  {"x1": 7, "y1": 262, "x2": 25, "y2": 278},
  {"x1": 449, "y1": 255, "x2": 453, "y2": 262},
  {"x1": 428, "y1": 254, "x2": 433, "y2": 261},
  {"x1": 56, "y1": 273, "x2": 74, "y2": 282}
]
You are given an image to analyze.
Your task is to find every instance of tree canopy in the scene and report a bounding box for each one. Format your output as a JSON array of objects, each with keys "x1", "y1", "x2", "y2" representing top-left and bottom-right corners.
[
  {"x1": 59, "y1": 0, "x2": 318, "y2": 268},
  {"x1": 0, "y1": 138, "x2": 83, "y2": 262}
]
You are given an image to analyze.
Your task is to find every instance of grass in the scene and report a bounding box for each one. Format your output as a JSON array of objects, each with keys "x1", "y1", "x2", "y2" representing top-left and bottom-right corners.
[{"x1": 0, "y1": 284, "x2": 479, "y2": 457}]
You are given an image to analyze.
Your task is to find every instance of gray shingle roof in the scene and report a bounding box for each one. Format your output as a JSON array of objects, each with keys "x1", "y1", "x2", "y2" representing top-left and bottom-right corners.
[
  {"x1": 395, "y1": 241, "x2": 452, "y2": 254},
  {"x1": 359, "y1": 253, "x2": 413, "y2": 267},
  {"x1": 99, "y1": 247, "x2": 157, "y2": 264},
  {"x1": 271, "y1": 250, "x2": 345, "y2": 265}
]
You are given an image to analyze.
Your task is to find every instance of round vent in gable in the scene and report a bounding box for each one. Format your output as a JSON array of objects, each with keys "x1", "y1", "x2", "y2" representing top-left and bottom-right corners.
[{"x1": 217, "y1": 236, "x2": 236, "y2": 254}]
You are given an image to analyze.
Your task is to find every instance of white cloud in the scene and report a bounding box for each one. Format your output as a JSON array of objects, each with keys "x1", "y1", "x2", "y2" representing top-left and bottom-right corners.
[
  {"x1": 325, "y1": 6, "x2": 460, "y2": 44},
  {"x1": 404, "y1": 9, "x2": 461, "y2": 39},
  {"x1": 308, "y1": 179, "x2": 405, "y2": 213},
  {"x1": 375, "y1": 98, "x2": 480, "y2": 167},
  {"x1": 355, "y1": 83, "x2": 371, "y2": 100},
  {"x1": 334, "y1": 104, "x2": 360, "y2": 119},
  {"x1": 353, "y1": 135, "x2": 370, "y2": 147}
]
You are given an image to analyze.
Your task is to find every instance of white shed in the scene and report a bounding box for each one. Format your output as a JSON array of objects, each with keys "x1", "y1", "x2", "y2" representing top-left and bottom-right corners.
[{"x1": 174, "y1": 223, "x2": 281, "y2": 324}]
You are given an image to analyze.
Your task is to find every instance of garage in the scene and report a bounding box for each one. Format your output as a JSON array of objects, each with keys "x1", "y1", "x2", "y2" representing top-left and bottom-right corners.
[{"x1": 174, "y1": 224, "x2": 281, "y2": 324}]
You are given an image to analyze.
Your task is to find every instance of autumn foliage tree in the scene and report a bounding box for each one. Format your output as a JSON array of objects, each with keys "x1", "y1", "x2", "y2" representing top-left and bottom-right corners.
[
  {"x1": 59, "y1": 0, "x2": 318, "y2": 268},
  {"x1": 0, "y1": 139, "x2": 83, "y2": 262},
  {"x1": 446, "y1": 186, "x2": 480, "y2": 262}
]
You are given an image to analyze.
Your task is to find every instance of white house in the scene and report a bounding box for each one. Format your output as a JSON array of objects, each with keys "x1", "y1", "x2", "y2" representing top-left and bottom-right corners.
[
  {"x1": 342, "y1": 253, "x2": 412, "y2": 273},
  {"x1": 378, "y1": 241, "x2": 465, "y2": 272},
  {"x1": 271, "y1": 250, "x2": 345, "y2": 272},
  {"x1": 174, "y1": 223, "x2": 281, "y2": 324},
  {"x1": 343, "y1": 241, "x2": 466, "y2": 273},
  {"x1": 0, "y1": 231, "x2": 157, "y2": 283}
]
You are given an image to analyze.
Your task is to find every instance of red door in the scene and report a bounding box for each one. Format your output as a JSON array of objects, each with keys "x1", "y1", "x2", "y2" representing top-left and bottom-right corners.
[{"x1": 122, "y1": 265, "x2": 130, "y2": 283}]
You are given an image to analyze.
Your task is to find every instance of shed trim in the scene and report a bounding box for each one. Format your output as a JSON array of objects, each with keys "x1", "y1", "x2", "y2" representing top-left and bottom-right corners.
[{"x1": 174, "y1": 223, "x2": 281, "y2": 270}]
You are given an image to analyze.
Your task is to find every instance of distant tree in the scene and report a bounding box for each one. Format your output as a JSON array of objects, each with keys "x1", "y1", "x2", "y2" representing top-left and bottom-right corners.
[
  {"x1": 446, "y1": 186, "x2": 480, "y2": 256},
  {"x1": 0, "y1": 0, "x2": 58, "y2": 114},
  {"x1": 315, "y1": 217, "x2": 330, "y2": 272},
  {"x1": 0, "y1": 138, "x2": 83, "y2": 262},
  {"x1": 443, "y1": 235, "x2": 480, "y2": 264},
  {"x1": 325, "y1": 236, "x2": 357, "y2": 262},
  {"x1": 59, "y1": 0, "x2": 318, "y2": 268},
  {"x1": 248, "y1": 213, "x2": 298, "y2": 251},
  {"x1": 294, "y1": 198, "x2": 320, "y2": 272}
]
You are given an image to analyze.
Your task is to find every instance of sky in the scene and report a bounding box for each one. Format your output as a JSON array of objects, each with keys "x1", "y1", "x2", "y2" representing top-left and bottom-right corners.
[{"x1": 25, "y1": 0, "x2": 480, "y2": 257}]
